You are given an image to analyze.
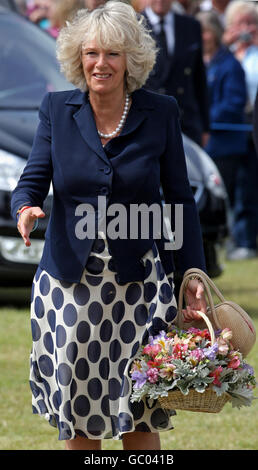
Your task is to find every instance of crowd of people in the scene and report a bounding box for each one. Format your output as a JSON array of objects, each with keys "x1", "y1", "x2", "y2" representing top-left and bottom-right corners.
[{"x1": 13, "y1": 0, "x2": 258, "y2": 258}]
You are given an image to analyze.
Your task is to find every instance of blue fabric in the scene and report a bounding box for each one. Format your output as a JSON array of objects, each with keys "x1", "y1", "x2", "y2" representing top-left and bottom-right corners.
[
  {"x1": 11, "y1": 88, "x2": 206, "y2": 283},
  {"x1": 204, "y1": 46, "x2": 248, "y2": 158}
]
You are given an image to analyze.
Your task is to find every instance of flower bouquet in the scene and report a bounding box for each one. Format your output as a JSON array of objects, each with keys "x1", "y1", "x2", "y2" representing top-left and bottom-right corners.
[{"x1": 129, "y1": 312, "x2": 256, "y2": 413}]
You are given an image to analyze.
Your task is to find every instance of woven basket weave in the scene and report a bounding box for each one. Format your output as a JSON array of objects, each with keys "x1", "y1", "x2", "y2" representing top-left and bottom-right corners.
[
  {"x1": 158, "y1": 387, "x2": 230, "y2": 413},
  {"x1": 157, "y1": 311, "x2": 230, "y2": 413}
]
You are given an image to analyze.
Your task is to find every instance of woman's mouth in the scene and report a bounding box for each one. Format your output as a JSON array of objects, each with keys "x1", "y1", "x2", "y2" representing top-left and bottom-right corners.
[{"x1": 93, "y1": 73, "x2": 111, "y2": 79}]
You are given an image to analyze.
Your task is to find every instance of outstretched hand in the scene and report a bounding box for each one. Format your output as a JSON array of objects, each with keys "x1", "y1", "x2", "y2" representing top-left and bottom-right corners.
[
  {"x1": 182, "y1": 279, "x2": 207, "y2": 323},
  {"x1": 17, "y1": 206, "x2": 45, "y2": 247}
]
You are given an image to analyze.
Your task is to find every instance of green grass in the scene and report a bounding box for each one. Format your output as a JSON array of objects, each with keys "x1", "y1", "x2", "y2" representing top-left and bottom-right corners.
[{"x1": 0, "y1": 255, "x2": 258, "y2": 450}]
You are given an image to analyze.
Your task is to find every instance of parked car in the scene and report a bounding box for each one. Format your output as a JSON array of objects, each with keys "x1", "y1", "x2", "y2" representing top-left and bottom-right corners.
[{"x1": 0, "y1": 7, "x2": 228, "y2": 287}]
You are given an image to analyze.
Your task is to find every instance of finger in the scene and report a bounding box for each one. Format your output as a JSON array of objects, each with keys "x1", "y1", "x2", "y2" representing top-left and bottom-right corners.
[
  {"x1": 32, "y1": 209, "x2": 45, "y2": 218},
  {"x1": 182, "y1": 307, "x2": 196, "y2": 322},
  {"x1": 196, "y1": 282, "x2": 204, "y2": 299},
  {"x1": 21, "y1": 231, "x2": 31, "y2": 247},
  {"x1": 26, "y1": 208, "x2": 45, "y2": 219}
]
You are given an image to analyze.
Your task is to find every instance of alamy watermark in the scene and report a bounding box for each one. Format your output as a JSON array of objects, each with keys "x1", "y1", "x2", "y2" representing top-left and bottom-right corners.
[{"x1": 75, "y1": 196, "x2": 183, "y2": 250}]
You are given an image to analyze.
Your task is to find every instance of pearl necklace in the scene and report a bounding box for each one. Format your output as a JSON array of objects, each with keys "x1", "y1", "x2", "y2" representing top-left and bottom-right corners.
[{"x1": 97, "y1": 93, "x2": 130, "y2": 139}]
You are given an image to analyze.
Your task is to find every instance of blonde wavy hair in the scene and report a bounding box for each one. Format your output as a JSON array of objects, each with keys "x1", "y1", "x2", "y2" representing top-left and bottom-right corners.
[{"x1": 56, "y1": 1, "x2": 157, "y2": 93}]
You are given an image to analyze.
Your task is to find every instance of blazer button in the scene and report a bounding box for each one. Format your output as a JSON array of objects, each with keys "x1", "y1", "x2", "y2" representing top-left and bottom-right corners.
[
  {"x1": 177, "y1": 87, "x2": 184, "y2": 95},
  {"x1": 184, "y1": 67, "x2": 192, "y2": 75},
  {"x1": 99, "y1": 187, "x2": 109, "y2": 195},
  {"x1": 104, "y1": 167, "x2": 111, "y2": 175}
]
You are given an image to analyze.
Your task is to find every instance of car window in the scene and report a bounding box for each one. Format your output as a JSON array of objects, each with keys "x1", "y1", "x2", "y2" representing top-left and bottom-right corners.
[{"x1": 0, "y1": 12, "x2": 73, "y2": 108}]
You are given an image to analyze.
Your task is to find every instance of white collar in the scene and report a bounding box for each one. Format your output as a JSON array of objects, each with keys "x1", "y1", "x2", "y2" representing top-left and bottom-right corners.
[{"x1": 145, "y1": 6, "x2": 174, "y2": 27}]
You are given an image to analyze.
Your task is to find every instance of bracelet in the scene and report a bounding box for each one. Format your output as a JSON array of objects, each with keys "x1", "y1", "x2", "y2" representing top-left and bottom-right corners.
[
  {"x1": 16, "y1": 205, "x2": 31, "y2": 218},
  {"x1": 31, "y1": 218, "x2": 39, "y2": 232},
  {"x1": 16, "y1": 205, "x2": 38, "y2": 232}
]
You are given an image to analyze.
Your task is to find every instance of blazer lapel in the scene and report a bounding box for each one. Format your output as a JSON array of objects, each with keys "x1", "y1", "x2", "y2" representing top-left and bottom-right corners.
[
  {"x1": 66, "y1": 90, "x2": 110, "y2": 166},
  {"x1": 65, "y1": 89, "x2": 152, "y2": 157}
]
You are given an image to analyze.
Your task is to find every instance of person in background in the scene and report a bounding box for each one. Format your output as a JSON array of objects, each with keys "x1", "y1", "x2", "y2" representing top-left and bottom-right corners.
[
  {"x1": 222, "y1": 0, "x2": 258, "y2": 259},
  {"x1": 142, "y1": 0, "x2": 210, "y2": 147},
  {"x1": 25, "y1": 0, "x2": 85, "y2": 37},
  {"x1": 198, "y1": 0, "x2": 233, "y2": 26},
  {"x1": 47, "y1": 0, "x2": 84, "y2": 34},
  {"x1": 197, "y1": 10, "x2": 248, "y2": 257},
  {"x1": 83, "y1": 0, "x2": 108, "y2": 9},
  {"x1": 11, "y1": 1, "x2": 206, "y2": 450},
  {"x1": 25, "y1": 0, "x2": 58, "y2": 37},
  {"x1": 223, "y1": 0, "x2": 258, "y2": 109}
]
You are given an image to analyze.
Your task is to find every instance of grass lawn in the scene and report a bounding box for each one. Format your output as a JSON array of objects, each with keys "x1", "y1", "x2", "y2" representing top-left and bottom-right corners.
[{"x1": 0, "y1": 254, "x2": 257, "y2": 450}]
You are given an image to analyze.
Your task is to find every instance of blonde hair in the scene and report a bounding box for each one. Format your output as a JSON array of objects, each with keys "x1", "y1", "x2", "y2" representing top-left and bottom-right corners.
[
  {"x1": 56, "y1": 0, "x2": 157, "y2": 92},
  {"x1": 224, "y1": 0, "x2": 258, "y2": 27}
]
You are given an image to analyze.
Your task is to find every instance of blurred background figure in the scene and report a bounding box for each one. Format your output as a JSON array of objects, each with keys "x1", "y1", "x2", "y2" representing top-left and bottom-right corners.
[
  {"x1": 47, "y1": 0, "x2": 84, "y2": 33},
  {"x1": 198, "y1": 0, "x2": 233, "y2": 26},
  {"x1": 131, "y1": 0, "x2": 150, "y2": 11},
  {"x1": 142, "y1": 0, "x2": 210, "y2": 147},
  {"x1": 25, "y1": 0, "x2": 55, "y2": 35},
  {"x1": 197, "y1": 10, "x2": 248, "y2": 256},
  {"x1": 222, "y1": 0, "x2": 258, "y2": 259},
  {"x1": 25, "y1": 0, "x2": 107, "y2": 37},
  {"x1": 223, "y1": 0, "x2": 258, "y2": 109},
  {"x1": 83, "y1": 0, "x2": 108, "y2": 9}
]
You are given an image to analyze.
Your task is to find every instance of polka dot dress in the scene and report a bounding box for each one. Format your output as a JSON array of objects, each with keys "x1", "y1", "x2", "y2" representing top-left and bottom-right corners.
[{"x1": 29, "y1": 232, "x2": 178, "y2": 440}]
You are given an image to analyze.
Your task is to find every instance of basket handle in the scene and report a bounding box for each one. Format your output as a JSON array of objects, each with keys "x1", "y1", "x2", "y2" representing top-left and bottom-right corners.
[
  {"x1": 178, "y1": 268, "x2": 225, "y2": 318},
  {"x1": 194, "y1": 310, "x2": 216, "y2": 346}
]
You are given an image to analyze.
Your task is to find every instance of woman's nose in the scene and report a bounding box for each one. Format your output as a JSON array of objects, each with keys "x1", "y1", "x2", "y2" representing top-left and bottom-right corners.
[{"x1": 96, "y1": 53, "x2": 107, "y2": 67}]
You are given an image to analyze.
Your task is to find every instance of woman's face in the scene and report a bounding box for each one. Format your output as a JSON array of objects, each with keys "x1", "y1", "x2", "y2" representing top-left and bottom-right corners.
[
  {"x1": 202, "y1": 27, "x2": 218, "y2": 55},
  {"x1": 81, "y1": 39, "x2": 127, "y2": 97}
]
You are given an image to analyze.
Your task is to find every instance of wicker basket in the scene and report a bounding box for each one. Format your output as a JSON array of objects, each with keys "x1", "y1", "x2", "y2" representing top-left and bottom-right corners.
[
  {"x1": 158, "y1": 387, "x2": 230, "y2": 413},
  {"x1": 158, "y1": 311, "x2": 231, "y2": 413}
]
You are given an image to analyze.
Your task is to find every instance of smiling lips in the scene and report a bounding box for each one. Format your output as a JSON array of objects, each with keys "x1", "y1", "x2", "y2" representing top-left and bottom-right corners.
[{"x1": 93, "y1": 73, "x2": 111, "y2": 79}]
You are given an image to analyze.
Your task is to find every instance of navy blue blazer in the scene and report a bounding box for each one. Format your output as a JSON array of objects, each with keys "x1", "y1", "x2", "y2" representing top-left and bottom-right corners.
[
  {"x1": 143, "y1": 11, "x2": 210, "y2": 146},
  {"x1": 11, "y1": 88, "x2": 206, "y2": 283}
]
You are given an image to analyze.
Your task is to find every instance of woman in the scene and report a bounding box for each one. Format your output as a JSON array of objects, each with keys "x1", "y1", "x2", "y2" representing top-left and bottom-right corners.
[{"x1": 11, "y1": 2, "x2": 206, "y2": 450}]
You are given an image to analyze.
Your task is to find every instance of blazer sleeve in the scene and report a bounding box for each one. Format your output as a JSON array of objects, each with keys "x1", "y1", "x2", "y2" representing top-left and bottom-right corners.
[
  {"x1": 210, "y1": 60, "x2": 247, "y2": 123},
  {"x1": 160, "y1": 98, "x2": 206, "y2": 275},
  {"x1": 11, "y1": 92, "x2": 53, "y2": 220}
]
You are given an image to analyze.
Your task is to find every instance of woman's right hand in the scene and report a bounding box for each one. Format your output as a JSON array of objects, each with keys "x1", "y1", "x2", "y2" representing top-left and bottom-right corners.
[{"x1": 17, "y1": 206, "x2": 45, "y2": 247}]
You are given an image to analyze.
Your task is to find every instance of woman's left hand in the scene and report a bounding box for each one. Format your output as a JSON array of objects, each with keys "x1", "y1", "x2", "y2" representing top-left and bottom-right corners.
[{"x1": 182, "y1": 279, "x2": 207, "y2": 323}]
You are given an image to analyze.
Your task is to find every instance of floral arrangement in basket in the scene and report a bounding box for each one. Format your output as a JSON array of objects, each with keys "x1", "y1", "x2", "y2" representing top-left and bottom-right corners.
[{"x1": 129, "y1": 320, "x2": 256, "y2": 410}]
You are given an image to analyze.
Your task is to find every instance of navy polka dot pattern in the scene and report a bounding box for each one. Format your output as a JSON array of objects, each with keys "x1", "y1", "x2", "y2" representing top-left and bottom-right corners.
[{"x1": 29, "y1": 233, "x2": 177, "y2": 441}]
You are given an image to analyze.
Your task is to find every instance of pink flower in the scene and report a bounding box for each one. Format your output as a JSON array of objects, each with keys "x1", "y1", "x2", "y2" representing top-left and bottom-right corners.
[
  {"x1": 159, "y1": 364, "x2": 176, "y2": 381},
  {"x1": 189, "y1": 348, "x2": 205, "y2": 364},
  {"x1": 172, "y1": 343, "x2": 188, "y2": 359},
  {"x1": 147, "y1": 367, "x2": 159, "y2": 383},
  {"x1": 143, "y1": 343, "x2": 162, "y2": 357},
  {"x1": 217, "y1": 338, "x2": 229, "y2": 356},
  {"x1": 228, "y1": 357, "x2": 241, "y2": 369},
  {"x1": 220, "y1": 328, "x2": 233, "y2": 342},
  {"x1": 209, "y1": 366, "x2": 223, "y2": 386}
]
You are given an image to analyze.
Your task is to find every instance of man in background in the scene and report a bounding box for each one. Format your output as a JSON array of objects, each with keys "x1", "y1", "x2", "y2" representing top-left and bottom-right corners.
[{"x1": 142, "y1": 0, "x2": 210, "y2": 147}]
